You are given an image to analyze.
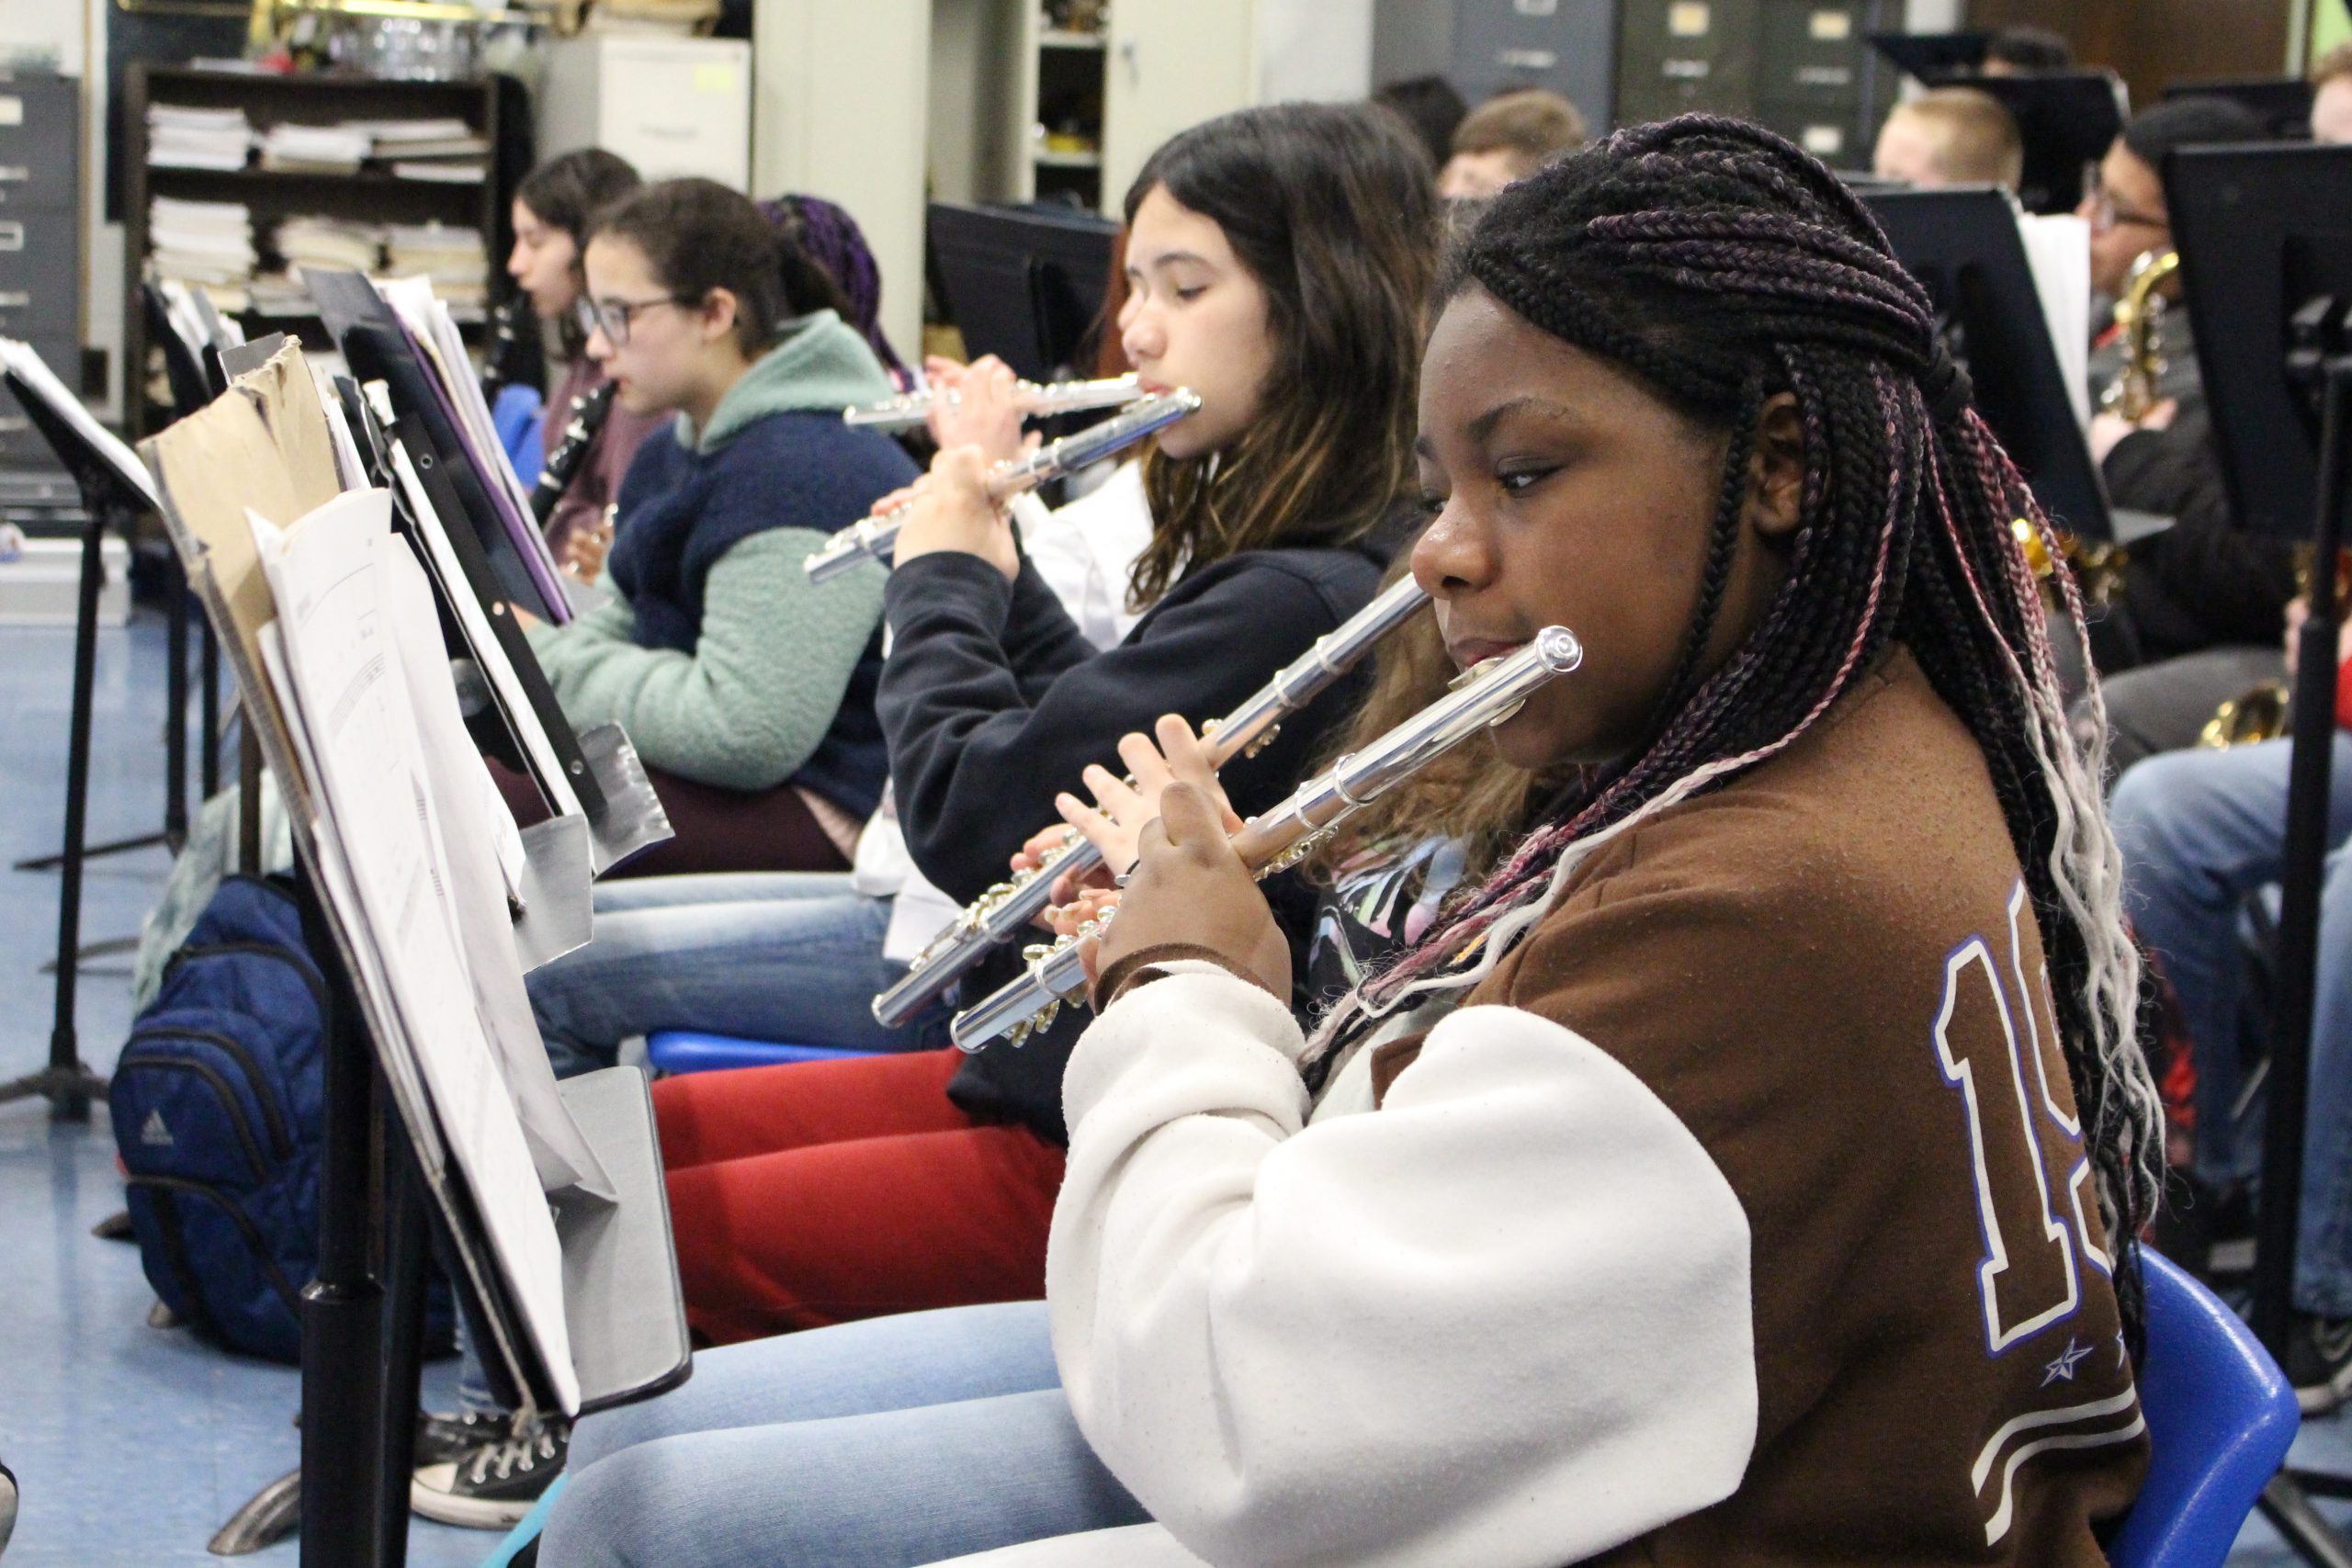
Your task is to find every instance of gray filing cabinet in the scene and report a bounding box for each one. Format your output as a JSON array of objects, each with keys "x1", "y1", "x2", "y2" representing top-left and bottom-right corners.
[
  {"x1": 0, "y1": 71, "x2": 82, "y2": 479},
  {"x1": 1452, "y1": 0, "x2": 1622, "y2": 136},
  {"x1": 1613, "y1": 0, "x2": 1894, "y2": 163}
]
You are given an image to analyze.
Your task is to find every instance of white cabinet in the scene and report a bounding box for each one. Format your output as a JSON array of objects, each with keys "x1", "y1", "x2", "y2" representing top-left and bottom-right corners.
[
  {"x1": 537, "y1": 36, "x2": 754, "y2": 191},
  {"x1": 1101, "y1": 0, "x2": 1261, "y2": 209}
]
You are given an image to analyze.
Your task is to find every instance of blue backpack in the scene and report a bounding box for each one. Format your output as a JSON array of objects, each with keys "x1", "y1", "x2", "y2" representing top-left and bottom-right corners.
[{"x1": 111, "y1": 875, "x2": 326, "y2": 1362}]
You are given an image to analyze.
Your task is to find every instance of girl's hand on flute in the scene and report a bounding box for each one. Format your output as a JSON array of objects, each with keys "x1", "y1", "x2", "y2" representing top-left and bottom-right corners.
[
  {"x1": 927, "y1": 355, "x2": 1037, "y2": 466},
  {"x1": 888, "y1": 446, "x2": 1020, "y2": 581},
  {"x1": 1055, "y1": 714, "x2": 1239, "y2": 878},
  {"x1": 1090, "y1": 781, "x2": 1288, "y2": 1006}
]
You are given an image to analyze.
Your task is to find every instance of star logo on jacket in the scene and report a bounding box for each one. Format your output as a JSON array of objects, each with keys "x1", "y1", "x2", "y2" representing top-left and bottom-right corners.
[
  {"x1": 2041, "y1": 1336, "x2": 2094, "y2": 1386},
  {"x1": 141, "y1": 1110, "x2": 175, "y2": 1148}
]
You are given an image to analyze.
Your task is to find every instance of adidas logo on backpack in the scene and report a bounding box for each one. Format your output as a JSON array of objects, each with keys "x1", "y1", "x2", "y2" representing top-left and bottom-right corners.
[{"x1": 141, "y1": 1110, "x2": 175, "y2": 1148}]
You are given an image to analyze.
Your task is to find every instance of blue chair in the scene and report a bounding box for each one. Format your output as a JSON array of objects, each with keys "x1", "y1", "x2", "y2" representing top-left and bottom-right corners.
[
  {"x1": 2109, "y1": 1248, "x2": 2301, "y2": 1568},
  {"x1": 644, "y1": 1030, "x2": 879, "y2": 1076},
  {"x1": 490, "y1": 383, "x2": 546, "y2": 484}
]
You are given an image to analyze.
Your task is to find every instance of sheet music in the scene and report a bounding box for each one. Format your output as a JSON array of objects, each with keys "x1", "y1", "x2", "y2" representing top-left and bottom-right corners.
[
  {"x1": 2017, "y1": 212, "x2": 2093, "y2": 432},
  {"x1": 379, "y1": 535, "x2": 613, "y2": 1200},
  {"x1": 312, "y1": 364, "x2": 371, "y2": 491},
  {"x1": 248, "y1": 488, "x2": 582, "y2": 1413},
  {"x1": 378, "y1": 276, "x2": 571, "y2": 620},
  {"x1": 0, "y1": 338, "x2": 164, "y2": 510}
]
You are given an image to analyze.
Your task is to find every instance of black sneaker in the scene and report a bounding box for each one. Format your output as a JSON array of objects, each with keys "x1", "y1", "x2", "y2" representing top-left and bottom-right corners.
[
  {"x1": 414, "y1": 1408, "x2": 514, "y2": 1469},
  {"x1": 2285, "y1": 1314, "x2": 2352, "y2": 1415},
  {"x1": 409, "y1": 1416, "x2": 569, "y2": 1529}
]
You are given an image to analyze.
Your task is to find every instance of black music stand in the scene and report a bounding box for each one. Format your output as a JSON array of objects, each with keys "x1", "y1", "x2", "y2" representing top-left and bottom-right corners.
[
  {"x1": 1967, "y1": 71, "x2": 2132, "y2": 215},
  {"x1": 2165, "y1": 77, "x2": 2316, "y2": 141},
  {"x1": 2169, "y1": 141, "x2": 2352, "y2": 1565},
  {"x1": 0, "y1": 347, "x2": 161, "y2": 1122},
  {"x1": 1866, "y1": 29, "x2": 1992, "y2": 84},
  {"x1": 927, "y1": 200, "x2": 1119, "y2": 384},
  {"x1": 1862, "y1": 186, "x2": 2114, "y2": 540},
  {"x1": 141, "y1": 352, "x2": 688, "y2": 1567}
]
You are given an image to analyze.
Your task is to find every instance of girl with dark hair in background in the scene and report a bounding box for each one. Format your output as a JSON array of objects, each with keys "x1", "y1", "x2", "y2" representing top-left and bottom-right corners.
[
  {"x1": 506, "y1": 148, "x2": 663, "y2": 569},
  {"x1": 518, "y1": 177, "x2": 917, "y2": 876},
  {"x1": 543, "y1": 116, "x2": 2160, "y2": 1568},
  {"x1": 520, "y1": 100, "x2": 1443, "y2": 1558}
]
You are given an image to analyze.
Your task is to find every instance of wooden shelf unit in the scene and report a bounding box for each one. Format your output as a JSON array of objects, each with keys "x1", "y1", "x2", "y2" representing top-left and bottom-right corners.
[{"x1": 124, "y1": 65, "x2": 514, "y2": 438}]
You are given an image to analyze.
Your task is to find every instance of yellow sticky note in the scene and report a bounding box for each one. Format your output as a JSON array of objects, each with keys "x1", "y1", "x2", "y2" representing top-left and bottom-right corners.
[
  {"x1": 0, "y1": 98, "x2": 21, "y2": 129},
  {"x1": 1811, "y1": 9, "x2": 1853, "y2": 40},
  {"x1": 1668, "y1": 3, "x2": 1712, "y2": 38},
  {"x1": 693, "y1": 64, "x2": 739, "y2": 95},
  {"x1": 1803, "y1": 124, "x2": 1846, "y2": 156}
]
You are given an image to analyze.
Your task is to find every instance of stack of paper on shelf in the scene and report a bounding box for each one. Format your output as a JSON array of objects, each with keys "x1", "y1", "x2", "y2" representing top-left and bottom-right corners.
[
  {"x1": 352, "y1": 117, "x2": 493, "y2": 183},
  {"x1": 385, "y1": 223, "x2": 490, "y2": 319},
  {"x1": 147, "y1": 104, "x2": 254, "y2": 171},
  {"x1": 149, "y1": 196, "x2": 257, "y2": 309},
  {"x1": 257, "y1": 119, "x2": 374, "y2": 175},
  {"x1": 277, "y1": 214, "x2": 386, "y2": 276}
]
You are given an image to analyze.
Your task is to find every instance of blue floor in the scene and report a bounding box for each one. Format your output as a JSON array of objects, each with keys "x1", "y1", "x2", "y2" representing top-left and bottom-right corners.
[
  {"x1": 0, "y1": 614, "x2": 484, "y2": 1567},
  {"x1": 6, "y1": 611, "x2": 2352, "y2": 1565}
]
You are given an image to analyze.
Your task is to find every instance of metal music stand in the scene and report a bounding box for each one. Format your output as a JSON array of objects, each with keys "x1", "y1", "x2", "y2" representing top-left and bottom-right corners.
[
  {"x1": 1863, "y1": 186, "x2": 2115, "y2": 540},
  {"x1": 0, "y1": 352, "x2": 155, "y2": 1121},
  {"x1": 141, "y1": 344, "x2": 688, "y2": 1567},
  {"x1": 2169, "y1": 141, "x2": 2352, "y2": 1566}
]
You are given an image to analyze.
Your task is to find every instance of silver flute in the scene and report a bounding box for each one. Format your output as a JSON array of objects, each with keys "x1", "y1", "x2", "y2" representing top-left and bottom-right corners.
[
  {"x1": 804, "y1": 390, "x2": 1200, "y2": 584},
  {"x1": 947, "y1": 626, "x2": 1587, "y2": 1052},
  {"x1": 870, "y1": 574, "x2": 1435, "y2": 1029},
  {"x1": 842, "y1": 374, "x2": 1146, "y2": 431}
]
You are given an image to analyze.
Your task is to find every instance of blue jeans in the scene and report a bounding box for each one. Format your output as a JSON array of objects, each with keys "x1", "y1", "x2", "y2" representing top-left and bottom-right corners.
[
  {"x1": 458, "y1": 877, "x2": 954, "y2": 1415},
  {"x1": 2111, "y1": 736, "x2": 2352, "y2": 1314},
  {"x1": 527, "y1": 873, "x2": 952, "y2": 1075},
  {"x1": 541, "y1": 1303, "x2": 1148, "y2": 1567}
]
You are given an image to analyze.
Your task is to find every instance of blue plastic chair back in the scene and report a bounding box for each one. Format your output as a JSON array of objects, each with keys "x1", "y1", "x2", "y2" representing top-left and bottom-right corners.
[
  {"x1": 2109, "y1": 1248, "x2": 2301, "y2": 1568},
  {"x1": 645, "y1": 1030, "x2": 878, "y2": 1076},
  {"x1": 490, "y1": 384, "x2": 546, "y2": 485}
]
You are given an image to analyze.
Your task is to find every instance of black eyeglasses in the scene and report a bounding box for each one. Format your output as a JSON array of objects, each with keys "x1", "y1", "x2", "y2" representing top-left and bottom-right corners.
[{"x1": 576, "y1": 292, "x2": 696, "y2": 347}]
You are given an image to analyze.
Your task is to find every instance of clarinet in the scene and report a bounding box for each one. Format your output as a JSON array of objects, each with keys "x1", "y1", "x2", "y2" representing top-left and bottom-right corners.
[
  {"x1": 804, "y1": 390, "x2": 1199, "y2": 583},
  {"x1": 947, "y1": 626, "x2": 1587, "y2": 1052},
  {"x1": 843, "y1": 373, "x2": 1143, "y2": 431},
  {"x1": 531, "y1": 380, "x2": 617, "y2": 527},
  {"x1": 871, "y1": 574, "x2": 1434, "y2": 1029},
  {"x1": 480, "y1": 293, "x2": 537, "y2": 401}
]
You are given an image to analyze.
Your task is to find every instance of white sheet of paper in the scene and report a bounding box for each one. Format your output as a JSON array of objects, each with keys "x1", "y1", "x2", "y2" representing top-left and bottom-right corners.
[
  {"x1": 248, "y1": 489, "x2": 580, "y2": 1413},
  {"x1": 379, "y1": 538, "x2": 613, "y2": 1199},
  {"x1": 311, "y1": 365, "x2": 371, "y2": 492},
  {"x1": 384, "y1": 437, "x2": 583, "y2": 820},
  {"x1": 2017, "y1": 211, "x2": 2093, "y2": 432},
  {"x1": 0, "y1": 337, "x2": 164, "y2": 509}
]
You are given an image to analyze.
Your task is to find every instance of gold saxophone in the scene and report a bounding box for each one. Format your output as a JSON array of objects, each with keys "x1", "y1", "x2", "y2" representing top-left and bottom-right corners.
[
  {"x1": 2199, "y1": 547, "x2": 2352, "y2": 749},
  {"x1": 2102, "y1": 249, "x2": 2182, "y2": 423}
]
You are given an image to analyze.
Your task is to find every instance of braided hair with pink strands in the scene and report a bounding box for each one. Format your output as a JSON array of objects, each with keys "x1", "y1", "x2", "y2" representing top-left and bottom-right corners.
[{"x1": 1311, "y1": 115, "x2": 2162, "y2": 1332}]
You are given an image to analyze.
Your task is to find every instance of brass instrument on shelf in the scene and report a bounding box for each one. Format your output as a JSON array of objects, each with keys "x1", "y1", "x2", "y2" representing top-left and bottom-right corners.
[
  {"x1": 843, "y1": 374, "x2": 1144, "y2": 432},
  {"x1": 805, "y1": 390, "x2": 1199, "y2": 583},
  {"x1": 2101, "y1": 249, "x2": 2182, "y2": 423},
  {"x1": 947, "y1": 626, "x2": 1588, "y2": 1052},
  {"x1": 869, "y1": 574, "x2": 1434, "y2": 1029}
]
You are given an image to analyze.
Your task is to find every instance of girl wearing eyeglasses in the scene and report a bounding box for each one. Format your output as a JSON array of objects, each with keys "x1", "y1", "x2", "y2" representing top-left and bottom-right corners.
[{"x1": 526, "y1": 176, "x2": 918, "y2": 877}]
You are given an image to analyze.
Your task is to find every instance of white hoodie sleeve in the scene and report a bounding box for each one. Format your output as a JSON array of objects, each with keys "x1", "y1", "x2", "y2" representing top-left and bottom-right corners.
[{"x1": 1045, "y1": 964, "x2": 1759, "y2": 1568}]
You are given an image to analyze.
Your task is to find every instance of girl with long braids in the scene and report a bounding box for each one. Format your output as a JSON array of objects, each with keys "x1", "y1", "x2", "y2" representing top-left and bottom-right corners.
[{"x1": 538, "y1": 118, "x2": 2160, "y2": 1568}]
